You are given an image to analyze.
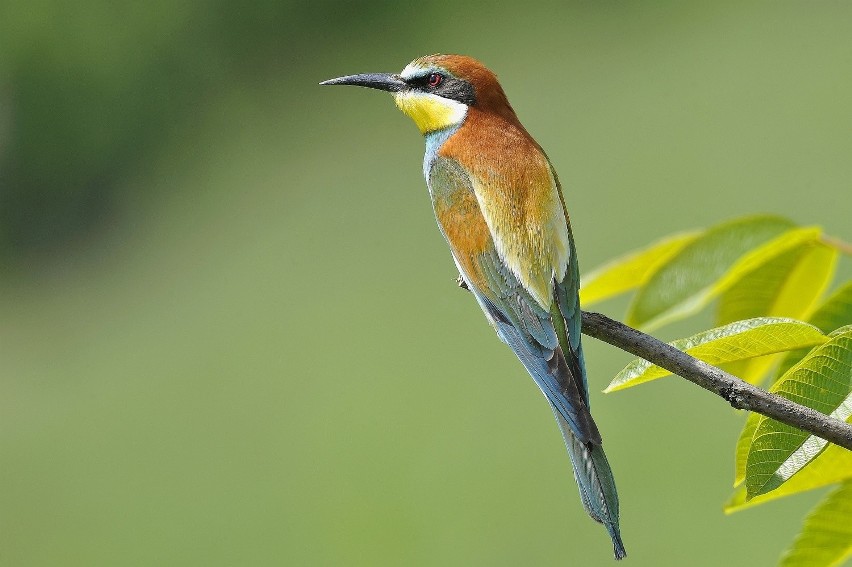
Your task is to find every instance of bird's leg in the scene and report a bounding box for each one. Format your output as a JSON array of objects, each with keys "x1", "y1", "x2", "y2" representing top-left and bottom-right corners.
[{"x1": 456, "y1": 274, "x2": 470, "y2": 291}]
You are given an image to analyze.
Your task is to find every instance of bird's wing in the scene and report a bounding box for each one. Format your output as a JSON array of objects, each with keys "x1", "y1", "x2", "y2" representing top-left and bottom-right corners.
[
  {"x1": 466, "y1": 146, "x2": 571, "y2": 311},
  {"x1": 429, "y1": 155, "x2": 598, "y2": 444},
  {"x1": 550, "y1": 164, "x2": 591, "y2": 405}
]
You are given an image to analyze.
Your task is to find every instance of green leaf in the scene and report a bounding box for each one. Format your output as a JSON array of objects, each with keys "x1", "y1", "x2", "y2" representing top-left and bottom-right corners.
[
  {"x1": 808, "y1": 283, "x2": 852, "y2": 332},
  {"x1": 776, "y1": 282, "x2": 852, "y2": 380},
  {"x1": 779, "y1": 481, "x2": 852, "y2": 567},
  {"x1": 580, "y1": 231, "x2": 701, "y2": 306},
  {"x1": 717, "y1": 242, "x2": 836, "y2": 325},
  {"x1": 734, "y1": 283, "x2": 852, "y2": 486},
  {"x1": 605, "y1": 318, "x2": 827, "y2": 393},
  {"x1": 733, "y1": 412, "x2": 760, "y2": 487},
  {"x1": 745, "y1": 327, "x2": 852, "y2": 500},
  {"x1": 718, "y1": 241, "x2": 838, "y2": 384},
  {"x1": 726, "y1": 443, "x2": 852, "y2": 513},
  {"x1": 626, "y1": 215, "x2": 821, "y2": 330}
]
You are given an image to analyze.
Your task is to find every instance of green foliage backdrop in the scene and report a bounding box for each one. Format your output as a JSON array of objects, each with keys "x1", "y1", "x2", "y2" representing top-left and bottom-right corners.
[{"x1": 1, "y1": 2, "x2": 851, "y2": 565}]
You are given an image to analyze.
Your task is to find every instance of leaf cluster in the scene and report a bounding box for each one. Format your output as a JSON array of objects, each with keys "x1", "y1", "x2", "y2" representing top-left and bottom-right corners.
[{"x1": 581, "y1": 215, "x2": 852, "y2": 566}]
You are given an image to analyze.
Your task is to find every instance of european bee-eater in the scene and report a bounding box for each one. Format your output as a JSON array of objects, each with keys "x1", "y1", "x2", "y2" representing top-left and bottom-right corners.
[{"x1": 321, "y1": 54, "x2": 625, "y2": 560}]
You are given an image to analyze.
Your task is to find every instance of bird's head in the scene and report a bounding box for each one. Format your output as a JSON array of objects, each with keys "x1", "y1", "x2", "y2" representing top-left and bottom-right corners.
[{"x1": 320, "y1": 54, "x2": 515, "y2": 134}]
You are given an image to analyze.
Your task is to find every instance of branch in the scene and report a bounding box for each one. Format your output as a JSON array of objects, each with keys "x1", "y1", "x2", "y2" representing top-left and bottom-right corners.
[
  {"x1": 581, "y1": 311, "x2": 852, "y2": 451},
  {"x1": 821, "y1": 234, "x2": 852, "y2": 256}
]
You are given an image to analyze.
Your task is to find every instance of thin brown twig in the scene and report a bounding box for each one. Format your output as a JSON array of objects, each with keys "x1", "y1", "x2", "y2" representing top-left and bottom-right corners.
[
  {"x1": 580, "y1": 311, "x2": 852, "y2": 452},
  {"x1": 821, "y1": 234, "x2": 852, "y2": 256}
]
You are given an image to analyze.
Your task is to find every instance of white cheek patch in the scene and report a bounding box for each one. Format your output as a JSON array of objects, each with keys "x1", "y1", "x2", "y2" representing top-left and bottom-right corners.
[{"x1": 400, "y1": 63, "x2": 427, "y2": 81}]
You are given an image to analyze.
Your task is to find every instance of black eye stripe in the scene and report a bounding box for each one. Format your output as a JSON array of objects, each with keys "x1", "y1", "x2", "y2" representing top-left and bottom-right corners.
[
  {"x1": 404, "y1": 73, "x2": 477, "y2": 106},
  {"x1": 409, "y1": 73, "x2": 438, "y2": 87}
]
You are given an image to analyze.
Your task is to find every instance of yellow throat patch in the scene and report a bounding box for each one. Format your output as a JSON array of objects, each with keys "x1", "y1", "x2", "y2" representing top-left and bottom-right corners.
[{"x1": 394, "y1": 91, "x2": 467, "y2": 134}]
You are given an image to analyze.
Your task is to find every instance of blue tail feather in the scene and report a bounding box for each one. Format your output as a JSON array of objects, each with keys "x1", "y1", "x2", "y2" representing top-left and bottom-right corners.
[
  {"x1": 550, "y1": 403, "x2": 626, "y2": 560},
  {"x1": 478, "y1": 294, "x2": 601, "y2": 446},
  {"x1": 466, "y1": 280, "x2": 625, "y2": 559}
]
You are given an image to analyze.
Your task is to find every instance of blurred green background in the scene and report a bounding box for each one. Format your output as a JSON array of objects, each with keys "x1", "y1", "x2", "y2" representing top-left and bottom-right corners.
[{"x1": 2, "y1": 1, "x2": 851, "y2": 565}]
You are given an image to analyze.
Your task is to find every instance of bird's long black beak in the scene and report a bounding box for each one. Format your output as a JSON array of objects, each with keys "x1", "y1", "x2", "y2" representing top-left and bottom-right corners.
[{"x1": 319, "y1": 73, "x2": 406, "y2": 92}]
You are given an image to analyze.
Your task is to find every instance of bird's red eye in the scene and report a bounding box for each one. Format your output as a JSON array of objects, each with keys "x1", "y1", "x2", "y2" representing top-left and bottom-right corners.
[{"x1": 427, "y1": 73, "x2": 443, "y2": 87}]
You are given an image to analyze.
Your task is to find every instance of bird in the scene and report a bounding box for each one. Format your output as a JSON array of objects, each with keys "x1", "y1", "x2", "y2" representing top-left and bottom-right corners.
[{"x1": 321, "y1": 54, "x2": 625, "y2": 560}]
